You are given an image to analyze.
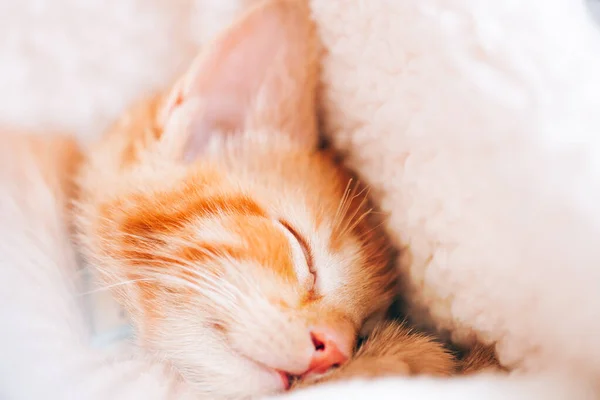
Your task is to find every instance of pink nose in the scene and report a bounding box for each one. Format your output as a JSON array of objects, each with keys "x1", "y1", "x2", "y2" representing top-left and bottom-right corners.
[{"x1": 304, "y1": 329, "x2": 349, "y2": 375}]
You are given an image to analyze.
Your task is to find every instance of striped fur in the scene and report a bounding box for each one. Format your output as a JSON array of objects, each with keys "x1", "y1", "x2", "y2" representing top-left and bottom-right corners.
[{"x1": 75, "y1": 0, "x2": 397, "y2": 398}]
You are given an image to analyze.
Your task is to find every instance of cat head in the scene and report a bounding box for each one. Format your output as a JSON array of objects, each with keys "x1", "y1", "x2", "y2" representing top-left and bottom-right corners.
[{"x1": 78, "y1": 0, "x2": 397, "y2": 398}]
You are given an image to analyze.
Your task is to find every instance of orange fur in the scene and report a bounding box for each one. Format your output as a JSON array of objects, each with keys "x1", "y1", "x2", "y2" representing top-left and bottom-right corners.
[
  {"x1": 297, "y1": 321, "x2": 457, "y2": 389},
  {"x1": 75, "y1": 0, "x2": 397, "y2": 398},
  {"x1": 294, "y1": 321, "x2": 504, "y2": 390},
  {"x1": 460, "y1": 342, "x2": 504, "y2": 374}
]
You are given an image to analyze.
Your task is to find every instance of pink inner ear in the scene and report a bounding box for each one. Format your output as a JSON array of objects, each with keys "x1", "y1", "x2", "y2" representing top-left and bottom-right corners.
[
  {"x1": 161, "y1": 0, "x2": 317, "y2": 162},
  {"x1": 182, "y1": 96, "x2": 245, "y2": 162},
  {"x1": 175, "y1": 6, "x2": 290, "y2": 161}
]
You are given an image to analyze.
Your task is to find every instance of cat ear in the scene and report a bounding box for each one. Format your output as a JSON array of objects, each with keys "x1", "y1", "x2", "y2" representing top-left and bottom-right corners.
[{"x1": 158, "y1": 0, "x2": 319, "y2": 162}]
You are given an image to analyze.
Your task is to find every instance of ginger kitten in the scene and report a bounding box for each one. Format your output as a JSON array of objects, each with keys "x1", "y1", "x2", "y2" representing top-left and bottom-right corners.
[{"x1": 75, "y1": 0, "x2": 397, "y2": 397}]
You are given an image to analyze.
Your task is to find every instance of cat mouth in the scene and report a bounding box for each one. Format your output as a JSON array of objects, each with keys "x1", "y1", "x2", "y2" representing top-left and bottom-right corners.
[
  {"x1": 236, "y1": 352, "x2": 296, "y2": 392},
  {"x1": 238, "y1": 351, "x2": 340, "y2": 392},
  {"x1": 276, "y1": 370, "x2": 292, "y2": 390}
]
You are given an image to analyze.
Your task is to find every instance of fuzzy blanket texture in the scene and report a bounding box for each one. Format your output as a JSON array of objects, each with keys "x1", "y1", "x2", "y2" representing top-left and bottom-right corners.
[{"x1": 2, "y1": 0, "x2": 600, "y2": 398}]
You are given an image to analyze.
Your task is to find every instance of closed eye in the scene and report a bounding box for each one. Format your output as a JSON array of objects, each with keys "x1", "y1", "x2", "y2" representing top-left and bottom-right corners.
[{"x1": 278, "y1": 219, "x2": 316, "y2": 289}]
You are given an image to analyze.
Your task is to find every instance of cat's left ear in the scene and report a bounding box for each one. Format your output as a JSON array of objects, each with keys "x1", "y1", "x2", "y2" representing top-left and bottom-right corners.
[{"x1": 158, "y1": 0, "x2": 319, "y2": 162}]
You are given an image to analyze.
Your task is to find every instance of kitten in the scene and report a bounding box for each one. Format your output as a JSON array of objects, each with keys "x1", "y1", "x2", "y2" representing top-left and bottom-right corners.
[{"x1": 75, "y1": 0, "x2": 397, "y2": 398}]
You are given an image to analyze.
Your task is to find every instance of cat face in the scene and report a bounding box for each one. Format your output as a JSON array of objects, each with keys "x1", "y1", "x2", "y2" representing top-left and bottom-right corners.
[{"x1": 77, "y1": 0, "x2": 397, "y2": 398}]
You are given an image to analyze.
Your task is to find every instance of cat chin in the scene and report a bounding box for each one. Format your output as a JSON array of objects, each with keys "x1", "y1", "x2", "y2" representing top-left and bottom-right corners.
[
  {"x1": 180, "y1": 352, "x2": 289, "y2": 399},
  {"x1": 237, "y1": 356, "x2": 291, "y2": 395}
]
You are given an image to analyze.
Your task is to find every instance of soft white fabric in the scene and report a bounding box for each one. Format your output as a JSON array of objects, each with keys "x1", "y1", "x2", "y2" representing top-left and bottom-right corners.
[
  {"x1": 0, "y1": 139, "x2": 196, "y2": 400},
  {"x1": 270, "y1": 375, "x2": 597, "y2": 400},
  {"x1": 2, "y1": 0, "x2": 600, "y2": 399},
  {"x1": 0, "y1": 0, "x2": 197, "y2": 139},
  {"x1": 311, "y1": 0, "x2": 600, "y2": 382}
]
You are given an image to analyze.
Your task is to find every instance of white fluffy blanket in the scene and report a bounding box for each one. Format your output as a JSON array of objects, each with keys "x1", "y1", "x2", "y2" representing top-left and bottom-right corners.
[
  {"x1": 312, "y1": 0, "x2": 600, "y2": 377},
  {"x1": 2, "y1": 0, "x2": 600, "y2": 398}
]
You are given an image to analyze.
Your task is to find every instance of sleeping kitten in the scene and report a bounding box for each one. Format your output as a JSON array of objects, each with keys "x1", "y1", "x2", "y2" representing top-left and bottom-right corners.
[{"x1": 75, "y1": 0, "x2": 397, "y2": 397}]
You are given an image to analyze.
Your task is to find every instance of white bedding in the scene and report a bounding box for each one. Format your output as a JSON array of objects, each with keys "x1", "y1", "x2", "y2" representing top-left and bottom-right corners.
[{"x1": 2, "y1": 0, "x2": 600, "y2": 398}]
